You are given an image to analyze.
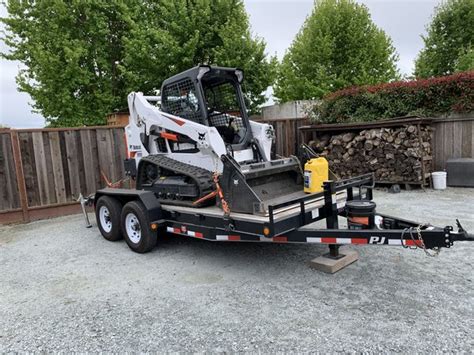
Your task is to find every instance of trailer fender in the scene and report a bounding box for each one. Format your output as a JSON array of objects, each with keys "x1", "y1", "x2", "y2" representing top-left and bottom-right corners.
[{"x1": 94, "y1": 188, "x2": 163, "y2": 224}]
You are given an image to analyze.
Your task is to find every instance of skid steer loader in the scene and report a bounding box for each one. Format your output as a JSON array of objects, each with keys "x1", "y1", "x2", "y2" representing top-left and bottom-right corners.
[{"x1": 125, "y1": 65, "x2": 303, "y2": 215}]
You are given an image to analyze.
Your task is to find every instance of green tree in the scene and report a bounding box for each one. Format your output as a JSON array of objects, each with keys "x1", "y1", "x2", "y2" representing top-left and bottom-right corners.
[
  {"x1": 273, "y1": 0, "x2": 399, "y2": 103},
  {"x1": 1, "y1": 1, "x2": 134, "y2": 127},
  {"x1": 455, "y1": 48, "x2": 474, "y2": 72},
  {"x1": 414, "y1": 0, "x2": 474, "y2": 78},
  {"x1": 121, "y1": 0, "x2": 276, "y2": 113},
  {"x1": 1, "y1": 0, "x2": 275, "y2": 127}
]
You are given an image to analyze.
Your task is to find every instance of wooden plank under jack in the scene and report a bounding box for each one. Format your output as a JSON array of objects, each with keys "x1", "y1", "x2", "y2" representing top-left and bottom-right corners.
[{"x1": 309, "y1": 248, "x2": 359, "y2": 274}]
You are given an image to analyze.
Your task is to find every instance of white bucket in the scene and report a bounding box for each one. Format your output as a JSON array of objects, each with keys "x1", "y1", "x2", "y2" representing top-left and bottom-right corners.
[{"x1": 432, "y1": 171, "x2": 447, "y2": 190}]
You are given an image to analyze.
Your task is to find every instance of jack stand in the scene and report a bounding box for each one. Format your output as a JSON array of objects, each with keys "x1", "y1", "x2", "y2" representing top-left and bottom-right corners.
[
  {"x1": 78, "y1": 193, "x2": 92, "y2": 228},
  {"x1": 324, "y1": 244, "x2": 345, "y2": 260},
  {"x1": 309, "y1": 244, "x2": 359, "y2": 274}
]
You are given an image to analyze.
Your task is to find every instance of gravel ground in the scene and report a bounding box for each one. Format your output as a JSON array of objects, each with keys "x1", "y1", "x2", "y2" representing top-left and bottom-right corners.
[{"x1": 1, "y1": 187, "x2": 473, "y2": 352}]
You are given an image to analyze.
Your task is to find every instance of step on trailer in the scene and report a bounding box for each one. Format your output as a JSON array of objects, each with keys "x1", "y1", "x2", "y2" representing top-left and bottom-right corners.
[{"x1": 87, "y1": 172, "x2": 473, "y2": 270}]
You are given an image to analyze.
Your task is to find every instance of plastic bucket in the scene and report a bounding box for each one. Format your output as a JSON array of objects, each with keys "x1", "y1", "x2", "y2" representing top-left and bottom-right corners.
[
  {"x1": 432, "y1": 171, "x2": 447, "y2": 190},
  {"x1": 345, "y1": 200, "x2": 376, "y2": 230}
]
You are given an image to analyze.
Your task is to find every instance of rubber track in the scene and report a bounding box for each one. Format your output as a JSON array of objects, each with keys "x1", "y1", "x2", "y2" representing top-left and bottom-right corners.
[{"x1": 137, "y1": 155, "x2": 215, "y2": 207}]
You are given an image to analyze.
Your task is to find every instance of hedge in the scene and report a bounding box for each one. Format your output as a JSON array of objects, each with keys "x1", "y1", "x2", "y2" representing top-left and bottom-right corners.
[{"x1": 309, "y1": 71, "x2": 474, "y2": 123}]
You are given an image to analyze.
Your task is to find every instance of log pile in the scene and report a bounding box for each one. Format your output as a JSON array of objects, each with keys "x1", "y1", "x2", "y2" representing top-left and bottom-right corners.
[{"x1": 309, "y1": 125, "x2": 432, "y2": 183}]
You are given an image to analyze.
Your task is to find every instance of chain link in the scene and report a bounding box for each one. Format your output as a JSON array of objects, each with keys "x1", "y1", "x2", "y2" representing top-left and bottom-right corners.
[{"x1": 401, "y1": 224, "x2": 440, "y2": 257}]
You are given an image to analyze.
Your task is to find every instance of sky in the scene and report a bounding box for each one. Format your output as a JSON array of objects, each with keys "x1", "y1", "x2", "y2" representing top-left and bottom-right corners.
[{"x1": 0, "y1": 0, "x2": 441, "y2": 128}]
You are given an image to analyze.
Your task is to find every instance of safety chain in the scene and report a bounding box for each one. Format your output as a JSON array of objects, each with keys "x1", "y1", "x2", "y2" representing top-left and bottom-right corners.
[
  {"x1": 101, "y1": 170, "x2": 131, "y2": 188},
  {"x1": 213, "y1": 172, "x2": 231, "y2": 217},
  {"x1": 401, "y1": 224, "x2": 440, "y2": 257}
]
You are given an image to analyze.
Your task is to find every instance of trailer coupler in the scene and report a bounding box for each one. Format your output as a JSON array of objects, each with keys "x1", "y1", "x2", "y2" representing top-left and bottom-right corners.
[{"x1": 452, "y1": 219, "x2": 474, "y2": 242}]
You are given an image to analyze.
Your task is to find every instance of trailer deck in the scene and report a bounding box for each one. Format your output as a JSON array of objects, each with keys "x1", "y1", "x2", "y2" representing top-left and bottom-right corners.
[
  {"x1": 146, "y1": 175, "x2": 471, "y2": 247},
  {"x1": 89, "y1": 172, "x2": 473, "y2": 268}
]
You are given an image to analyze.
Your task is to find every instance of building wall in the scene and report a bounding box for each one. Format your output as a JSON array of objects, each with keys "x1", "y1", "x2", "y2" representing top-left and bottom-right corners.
[{"x1": 261, "y1": 100, "x2": 317, "y2": 120}]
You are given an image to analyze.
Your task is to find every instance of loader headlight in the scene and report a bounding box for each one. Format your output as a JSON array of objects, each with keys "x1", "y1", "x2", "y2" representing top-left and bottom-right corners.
[
  {"x1": 235, "y1": 69, "x2": 244, "y2": 83},
  {"x1": 197, "y1": 66, "x2": 211, "y2": 79},
  {"x1": 265, "y1": 125, "x2": 275, "y2": 140}
]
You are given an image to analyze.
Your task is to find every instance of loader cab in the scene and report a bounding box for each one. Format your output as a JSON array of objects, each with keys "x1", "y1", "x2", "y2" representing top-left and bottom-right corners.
[{"x1": 160, "y1": 65, "x2": 252, "y2": 149}]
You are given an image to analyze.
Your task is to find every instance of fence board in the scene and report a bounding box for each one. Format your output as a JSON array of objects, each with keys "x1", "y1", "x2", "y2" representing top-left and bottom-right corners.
[
  {"x1": 0, "y1": 134, "x2": 20, "y2": 210},
  {"x1": 461, "y1": 120, "x2": 472, "y2": 157},
  {"x1": 49, "y1": 131, "x2": 67, "y2": 203},
  {"x1": 90, "y1": 130, "x2": 102, "y2": 191},
  {"x1": 64, "y1": 130, "x2": 81, "y2": 198},
  {"x1": 59, "y1": 131, "x2": 72, "y2": 200},
  {"x1": 19, "y1": 132, "x2": 40, "y2": 206},
  {"x1": 32, "y1": 132, "x2": 50, "y2": 205},
  {"x1": 42, "y1": 132, "x2": 58, "y2": 205},
  {"x1": 112, "y1": 128, "x2": 126, "y2": 181},
  {"x1": 74, "y1": 130, "x2": 87, "y2": 196},
  {"x1": 0, "y1": 134, "x2": 7, "y2": 210},
  {"x1": 453, "y1": 121, "x2": 462, "y2": 157},
  {"x1": 80, "y1": 130, "x2": 97, "y2": 195}
]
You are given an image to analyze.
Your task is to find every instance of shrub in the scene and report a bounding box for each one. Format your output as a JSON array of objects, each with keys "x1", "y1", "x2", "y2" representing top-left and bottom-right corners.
[{"x1": 309, "y1": 71, "x2": 474, "y2": 123}]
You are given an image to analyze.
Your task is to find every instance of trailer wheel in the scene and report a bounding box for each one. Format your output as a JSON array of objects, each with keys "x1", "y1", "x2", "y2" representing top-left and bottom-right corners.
[
  {"x1": 121, "y1": 200, "x2": 157, "y2": 253},
  {"x1": 96, "y1": 196, "x2": 123, "y2": 241}
]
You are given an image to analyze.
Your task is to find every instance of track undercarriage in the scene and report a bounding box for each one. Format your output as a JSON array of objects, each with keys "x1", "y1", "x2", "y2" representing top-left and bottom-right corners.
[{"x1": 136, "y1": 155, "x2": 215, "y2": 207}]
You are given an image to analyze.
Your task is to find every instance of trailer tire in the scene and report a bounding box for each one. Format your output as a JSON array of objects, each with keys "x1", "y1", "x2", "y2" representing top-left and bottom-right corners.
[
  {"x1": 121, "y1": 200, "x2": 157, "y2": 253},
  {"x1": 96, "y1": 196, "x2": 123, "y2": 241}
]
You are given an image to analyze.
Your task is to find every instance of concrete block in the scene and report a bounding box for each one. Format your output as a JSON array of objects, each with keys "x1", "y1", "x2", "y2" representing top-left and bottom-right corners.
[{"x1": 309, "y1": 249, "x2": 359, "y2": 274}]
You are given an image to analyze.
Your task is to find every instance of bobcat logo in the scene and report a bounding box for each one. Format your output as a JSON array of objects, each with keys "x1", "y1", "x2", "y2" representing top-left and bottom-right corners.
[{"x1": 198, "y1": 132, "x2": 206, "y2": 141}]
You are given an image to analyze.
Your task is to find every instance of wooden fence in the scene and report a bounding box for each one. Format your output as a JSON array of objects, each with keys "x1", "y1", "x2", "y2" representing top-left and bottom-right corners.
[
  {"x1": 432, "y1": 116, "x2": 474, "y2": 171},
  {"x1": 255, "y1": 117, "x2": 309, "y2": 157},
  {"x1": 0, "y1": 127, "x2": 126, "y2": 224},
  {"x1": 1, "y1": 115, "x2": 472, "y2": 224}
]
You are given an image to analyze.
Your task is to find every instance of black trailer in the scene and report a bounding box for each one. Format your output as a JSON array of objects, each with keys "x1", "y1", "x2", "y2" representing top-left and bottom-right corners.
[{"x1": 89, "y1": 173, "x2": 473, "y2": 259}]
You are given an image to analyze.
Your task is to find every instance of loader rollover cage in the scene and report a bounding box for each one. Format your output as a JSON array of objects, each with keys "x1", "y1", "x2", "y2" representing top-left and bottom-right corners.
[{"x1": 92, "y1": 172, "x2": 473, "y2": 257}]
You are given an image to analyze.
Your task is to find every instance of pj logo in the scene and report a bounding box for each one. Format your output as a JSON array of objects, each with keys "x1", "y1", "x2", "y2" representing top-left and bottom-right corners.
[{"x1": 369, "y1": 236, "x2": 386, "y2": 244}]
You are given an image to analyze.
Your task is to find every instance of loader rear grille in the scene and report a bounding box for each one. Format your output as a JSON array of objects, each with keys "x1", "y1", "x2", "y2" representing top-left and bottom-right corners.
[{"x1": 205, "y1": 80, "x2": 245, "y2": 130}]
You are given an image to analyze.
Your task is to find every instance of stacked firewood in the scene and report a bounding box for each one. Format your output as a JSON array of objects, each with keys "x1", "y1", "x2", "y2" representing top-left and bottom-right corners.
[{"x1": 309, "y1": 125, "x2": 432, "y2": 182}]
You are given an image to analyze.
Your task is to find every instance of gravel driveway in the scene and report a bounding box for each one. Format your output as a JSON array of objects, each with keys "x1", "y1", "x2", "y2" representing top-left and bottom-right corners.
[{"x1": 1, "y1": 188, "x2": 473, "y2": 352}]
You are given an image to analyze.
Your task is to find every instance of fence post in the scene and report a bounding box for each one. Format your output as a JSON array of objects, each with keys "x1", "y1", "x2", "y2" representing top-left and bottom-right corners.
[{"x1": 10, "y1": 130, "x2": 30, "y2": 222}]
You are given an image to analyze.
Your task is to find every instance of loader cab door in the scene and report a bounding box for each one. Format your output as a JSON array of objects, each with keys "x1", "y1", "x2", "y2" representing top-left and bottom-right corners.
[
  {"x1": 161, "y1": 78, "x2": 204, "y2": 124},
  {"x1": 201, "y1": 73, "x2": 251, "y2": 147}
]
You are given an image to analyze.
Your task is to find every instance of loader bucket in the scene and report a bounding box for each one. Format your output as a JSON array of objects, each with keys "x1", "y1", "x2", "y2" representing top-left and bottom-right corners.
[{"x1": 220, "y1": 155, "x2": 304, "y2": 215}]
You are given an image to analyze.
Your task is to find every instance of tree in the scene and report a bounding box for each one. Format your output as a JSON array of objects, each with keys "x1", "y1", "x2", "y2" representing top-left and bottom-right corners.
[
  {"x1": 273, "y1": 0, "x2": 399, "y2": 103},
  {"x1": 121, "y1": 0, "x2": 276, "y2": 113},
  {"x1": 1, "y1": 0, "x2": 275, "y2": 127},
  {"x1": 414, "y1": 0, "x2": 474, "y2": 78},
  {"x1": 455, "y1": 48, "x2": 474, "y2": 72},
  {"x1": 1, "y1": 1, "x2": 134, "y2": 127}
]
